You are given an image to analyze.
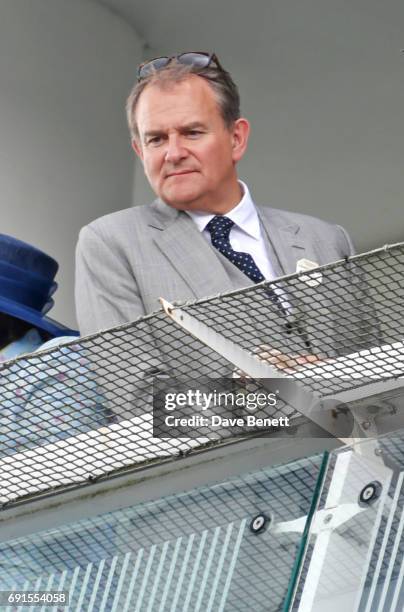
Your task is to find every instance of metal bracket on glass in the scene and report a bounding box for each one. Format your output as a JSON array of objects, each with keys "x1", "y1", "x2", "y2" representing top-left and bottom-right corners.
[
  {"x1": 292, "y1": 442, "x2": 395, "y2": 611},
  {"x1": 273, "y1": 502, "x2": 367, "y2": 536}
]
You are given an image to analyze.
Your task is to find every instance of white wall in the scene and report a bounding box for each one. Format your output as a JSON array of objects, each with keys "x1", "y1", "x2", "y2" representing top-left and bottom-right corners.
[{"x1": 0, "y1": 0, "x2": 143, "y2": 327}]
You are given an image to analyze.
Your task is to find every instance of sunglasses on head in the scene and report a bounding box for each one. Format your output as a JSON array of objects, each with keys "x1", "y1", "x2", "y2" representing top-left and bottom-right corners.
[{"x1": 137, "y1": 52, "x2": 223, "y2": 81}]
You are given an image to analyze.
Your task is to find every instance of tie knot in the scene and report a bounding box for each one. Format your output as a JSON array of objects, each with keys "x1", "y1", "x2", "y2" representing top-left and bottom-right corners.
[{"x1": 206, "y1": 216, "x2": 234, "y2": 240}]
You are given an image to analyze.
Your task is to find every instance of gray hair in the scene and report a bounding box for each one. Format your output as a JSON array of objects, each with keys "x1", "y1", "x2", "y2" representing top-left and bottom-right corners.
[{"x1": 126, "y1": 59, "x2": 241, "y2": 139}]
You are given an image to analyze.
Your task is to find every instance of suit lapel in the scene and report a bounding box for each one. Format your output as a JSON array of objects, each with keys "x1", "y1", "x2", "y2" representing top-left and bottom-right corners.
[
  {"x1": 147, "y1": 199, "x2": 235, "y2": 298},
  {"x1": 257, "y1": 206, "x2": 307, "y2": 275},
  {"x1": 146, "y1": 200, "x2": 311, "y2": 299}
]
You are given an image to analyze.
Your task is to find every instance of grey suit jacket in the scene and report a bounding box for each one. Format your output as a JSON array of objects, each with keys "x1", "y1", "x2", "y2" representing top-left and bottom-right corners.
[
  {"x1": 75, "y1": 199, "x2": 355, "y2": 336},
  {"x1": 75, "y1": 200, "x2": 382, "y2": 419}
]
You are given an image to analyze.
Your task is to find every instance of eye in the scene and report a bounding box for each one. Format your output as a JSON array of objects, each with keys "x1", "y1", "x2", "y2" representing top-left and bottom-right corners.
[
  {"x1": 186, "y1": 130, "x2": 203, "y2": 138},
  {"x1": 146, "y1": 135, "x2": 164, "y2": 146}
]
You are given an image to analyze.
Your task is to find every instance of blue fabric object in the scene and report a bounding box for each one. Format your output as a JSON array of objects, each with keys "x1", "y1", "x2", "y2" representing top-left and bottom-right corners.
[
  {"x1": 0, "y1": 234, "x2": 78, "y2": 337},
  {"x1": 0, "y1": 328, "x2": 43, "y2": 361},
  {"x1": 0, "y1": 330, "x2": 110, "y2": 455}
]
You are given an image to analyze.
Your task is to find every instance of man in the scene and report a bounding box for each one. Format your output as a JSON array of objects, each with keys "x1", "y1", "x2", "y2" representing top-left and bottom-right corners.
[{"x1": 75, "y1": 52, "x2": 355, "y2": 339}]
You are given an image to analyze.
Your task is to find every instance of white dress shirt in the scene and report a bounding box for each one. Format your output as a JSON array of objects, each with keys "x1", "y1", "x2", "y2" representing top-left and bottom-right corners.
[{"x1": 186, "y1": 181, "x2": 278, "y2": 281}]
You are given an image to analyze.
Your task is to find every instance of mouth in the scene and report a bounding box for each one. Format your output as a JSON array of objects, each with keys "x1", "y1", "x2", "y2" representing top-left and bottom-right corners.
[{"x1": 166, "y1": 170, "x2": 197, "y2": 178}]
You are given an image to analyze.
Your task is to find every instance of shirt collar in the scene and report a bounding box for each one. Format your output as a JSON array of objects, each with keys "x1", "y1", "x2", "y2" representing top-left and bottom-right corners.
[
  {"x1": 186, "y1": 181, "x2": 262, "y2": 240},
  {"x1": 0, "y1": 328, "x2": 43, "y2": 363}
]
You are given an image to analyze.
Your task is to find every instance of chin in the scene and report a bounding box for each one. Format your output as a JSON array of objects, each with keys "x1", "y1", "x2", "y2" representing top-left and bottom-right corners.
[{"x1": 161, "y1": 189, "x2": 203, "y2": 210}]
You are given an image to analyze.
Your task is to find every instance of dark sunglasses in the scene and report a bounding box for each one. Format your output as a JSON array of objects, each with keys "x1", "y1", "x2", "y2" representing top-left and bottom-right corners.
[{"x1": 137, "y1": 52, "x2": 223, "y2": 81}]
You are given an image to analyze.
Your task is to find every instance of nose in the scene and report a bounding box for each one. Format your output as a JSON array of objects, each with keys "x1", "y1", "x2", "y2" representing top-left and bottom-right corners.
[{"x1": 165, "y1": 134, "x2": 187, "y2": 164}]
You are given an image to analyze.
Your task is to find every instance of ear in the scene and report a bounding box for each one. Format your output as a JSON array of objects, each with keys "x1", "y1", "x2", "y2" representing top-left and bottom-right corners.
[
  {"x1": 132, "y1": 138, "x2": 144, "y2": 161},
  {"x1": 231, "y1": 118, "x2": 250, "y2": 163}
]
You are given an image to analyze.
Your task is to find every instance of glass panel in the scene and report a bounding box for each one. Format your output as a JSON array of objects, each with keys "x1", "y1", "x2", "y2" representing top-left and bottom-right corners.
[
  {"x1": 288, "y1": 430, "x2": 404, "y2": 612},
  {"x1": 0, "y1": 455, "x2": 325, "y2": 612}
]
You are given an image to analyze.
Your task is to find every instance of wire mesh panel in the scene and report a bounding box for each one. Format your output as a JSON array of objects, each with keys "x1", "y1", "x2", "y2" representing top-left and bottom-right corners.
[
  {"x1": 181, "y1": 242, "x2": 404, "y2": 395},
  {"x1": 288, "y1": 429, "x2": 404, "y2": 612},
  {"x1": 0, "y1": 243, "x2": 403, "y2": 505},
  {"x1": 0, "y1": 455, "x2": 324, "y2": 612}
]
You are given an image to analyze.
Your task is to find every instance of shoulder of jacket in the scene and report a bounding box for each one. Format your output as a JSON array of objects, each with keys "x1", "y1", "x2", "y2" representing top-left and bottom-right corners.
[
  {"x1": 256, "y1": 204, "x2": 340, "y2": 232},
  {"x1": 79, "y1": 204, "x2": 153, "y2": 242},
  {"x1": 87, "y1": 204, "x2": 150, "y2": 229}
]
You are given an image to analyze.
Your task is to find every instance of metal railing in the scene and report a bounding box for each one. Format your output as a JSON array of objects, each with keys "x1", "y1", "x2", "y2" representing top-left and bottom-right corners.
[{"x1": 0, "y1": 243, "x2": 403, "y2": 506}]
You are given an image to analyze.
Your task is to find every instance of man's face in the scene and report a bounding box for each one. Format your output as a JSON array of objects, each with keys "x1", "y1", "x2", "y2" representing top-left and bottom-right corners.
[{"x1": 133, "y1": 75, "x2": 249, "y2": 213}]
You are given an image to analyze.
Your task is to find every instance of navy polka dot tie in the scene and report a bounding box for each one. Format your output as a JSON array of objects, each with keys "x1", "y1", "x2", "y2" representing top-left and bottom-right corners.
[
  {"x1": 206, "y1": 216, "x2": 265, "y2": 283},
  {"x1": 206, "y1": 215, "x2": 285, "y2": 311}
]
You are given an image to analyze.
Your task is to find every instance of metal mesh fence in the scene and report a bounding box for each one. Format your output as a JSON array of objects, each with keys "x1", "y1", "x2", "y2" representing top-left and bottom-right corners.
[{"x1": 0, "y1": 243, "x2": 403, "y2": 506}]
